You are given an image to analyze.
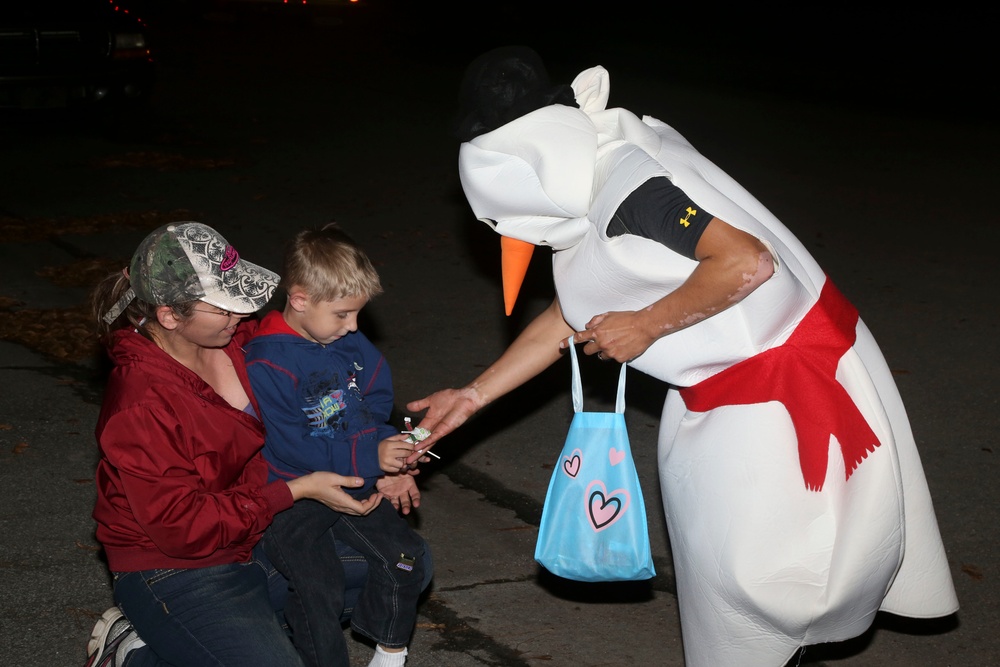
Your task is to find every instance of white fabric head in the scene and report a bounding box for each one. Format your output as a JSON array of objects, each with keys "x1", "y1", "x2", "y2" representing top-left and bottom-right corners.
[{"x1": 459, "y1": 105, "x2": 598, "y2": 250}]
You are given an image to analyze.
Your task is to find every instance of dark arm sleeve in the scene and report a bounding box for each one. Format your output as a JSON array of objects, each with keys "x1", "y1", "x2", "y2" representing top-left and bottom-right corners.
[{"x1": 606, "y1": 176, "x2": 711, "y2": 260}]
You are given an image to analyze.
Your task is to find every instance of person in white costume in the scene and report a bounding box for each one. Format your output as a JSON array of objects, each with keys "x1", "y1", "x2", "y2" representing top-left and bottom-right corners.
[{"x1": 405, "y1": 46, "x2": 958, "y2": 666}]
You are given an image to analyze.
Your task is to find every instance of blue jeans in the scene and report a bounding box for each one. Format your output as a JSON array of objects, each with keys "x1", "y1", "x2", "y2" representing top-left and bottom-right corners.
[
  {"x1": 114, "y1": 545, "x2": 300, "y2": 667},
  {"x1": 263, "y1": 499, "x2": 430, "y2": 667},
  {"x1": 113, "y1": 542, "x2": 368, "y2": 667},
  {"x1": 268, "y1": 532, "x2": 370, "y2": 626}
]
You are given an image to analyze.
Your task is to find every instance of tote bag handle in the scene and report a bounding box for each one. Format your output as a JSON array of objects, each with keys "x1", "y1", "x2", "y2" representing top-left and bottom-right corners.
[{"x1": 567, "y1": 336, "x2": 627, "y2": 415}]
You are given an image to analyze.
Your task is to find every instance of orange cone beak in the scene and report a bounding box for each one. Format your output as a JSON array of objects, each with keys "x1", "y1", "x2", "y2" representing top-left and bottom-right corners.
[{"x1": 500, "y1": 236, "x2": 535, "y2": 316}]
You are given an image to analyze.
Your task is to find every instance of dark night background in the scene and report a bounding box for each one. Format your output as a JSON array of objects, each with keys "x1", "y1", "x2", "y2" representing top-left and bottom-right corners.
[
  {"x1": 352, "y1": 1, "x2": 994, "y2": 123},
  {"x1": 127, "y1": 0, "x2": 995, "y2": 125}
]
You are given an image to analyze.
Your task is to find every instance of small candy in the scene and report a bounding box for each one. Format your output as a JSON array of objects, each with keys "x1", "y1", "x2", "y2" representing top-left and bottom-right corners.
[{"x1": 406, "y1": 427, "x2": 432, "y2": 444}]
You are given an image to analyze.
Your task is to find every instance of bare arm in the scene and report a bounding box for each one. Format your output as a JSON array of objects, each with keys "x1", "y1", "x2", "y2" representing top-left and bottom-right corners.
[
  {"x1": 405, "y1": 298, "x2": 574, "y2": 453},
  {"x1": 568, "y1": 217, "x2": 774, "y2": 362}
]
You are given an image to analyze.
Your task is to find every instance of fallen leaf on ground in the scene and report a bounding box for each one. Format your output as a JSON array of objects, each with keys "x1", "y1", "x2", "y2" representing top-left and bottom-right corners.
[
  {"x1": 37, "y1": 258, "x2": 125, "y2": 288},
  {"x1": 0, "y1": 210, "x2": 194, "y2": 243},
  {"x1": 0, "y1": 305, "x2": 100, "y2": 363},
  {"x1": 92, "y1": 151, "x2": 236, "y2": 171}
]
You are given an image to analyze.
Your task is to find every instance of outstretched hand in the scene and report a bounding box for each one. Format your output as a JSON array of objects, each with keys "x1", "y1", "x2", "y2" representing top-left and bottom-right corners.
[
  {"x1": 403, "y1": 297, "x2": 574, "y2": 465},
  {"x1": 404, "y1": 386, "x2": 483, "y2": 463}
]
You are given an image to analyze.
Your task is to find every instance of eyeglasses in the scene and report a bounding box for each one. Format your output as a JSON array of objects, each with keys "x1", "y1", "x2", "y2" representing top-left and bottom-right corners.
[{"x1": 191, "y1": 307, "x2": 235, "y2": 318}]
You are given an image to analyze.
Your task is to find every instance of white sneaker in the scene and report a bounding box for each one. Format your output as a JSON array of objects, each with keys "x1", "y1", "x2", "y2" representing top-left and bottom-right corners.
[
  {"x1": 115, "y1": 631, "x2": 146, "y2": 667},
  {"x1": 84, "y1": 608, "x2": 131, "y2": 667}
]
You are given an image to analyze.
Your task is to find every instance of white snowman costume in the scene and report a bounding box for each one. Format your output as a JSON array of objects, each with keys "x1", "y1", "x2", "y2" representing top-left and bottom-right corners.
[{"x1": 458, "y1": 66, "x2": 958, "y2": 666}]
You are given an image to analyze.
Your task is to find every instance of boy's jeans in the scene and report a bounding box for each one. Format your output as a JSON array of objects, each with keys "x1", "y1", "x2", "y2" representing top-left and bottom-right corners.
[
  {"x1": 113, "y1": 544, "x2": 311, "y2": 666},
  {"x1": 263, "y1": 498, "x2": 430, "y2": 667}
]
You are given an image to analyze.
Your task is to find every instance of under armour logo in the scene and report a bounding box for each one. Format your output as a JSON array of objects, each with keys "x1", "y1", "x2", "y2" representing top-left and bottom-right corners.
[{"x1": 679, "y1": 207, "x2": 697, "y2": 228}]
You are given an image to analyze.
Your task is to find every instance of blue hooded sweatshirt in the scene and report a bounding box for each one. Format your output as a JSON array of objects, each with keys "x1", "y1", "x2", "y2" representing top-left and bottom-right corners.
[{"x1": 245, "y1": 310, "x2": 397, "y2": 496}]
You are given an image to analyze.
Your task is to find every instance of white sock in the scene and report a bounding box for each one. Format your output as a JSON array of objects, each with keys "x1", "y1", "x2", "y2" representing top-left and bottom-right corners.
[{"x1": 367, "y1": 644, "x2": 407, "y2": 667}]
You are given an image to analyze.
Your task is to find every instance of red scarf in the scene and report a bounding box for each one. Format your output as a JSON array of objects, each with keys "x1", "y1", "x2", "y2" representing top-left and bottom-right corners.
[{"x1": 679, "y1": 280, "x2": 880, "y2": 491}]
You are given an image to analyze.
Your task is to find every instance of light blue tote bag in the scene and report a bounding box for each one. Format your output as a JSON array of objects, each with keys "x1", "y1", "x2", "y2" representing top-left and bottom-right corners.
[{"x1": 534, "y1": 338, "x2": 655, "y2": 582}]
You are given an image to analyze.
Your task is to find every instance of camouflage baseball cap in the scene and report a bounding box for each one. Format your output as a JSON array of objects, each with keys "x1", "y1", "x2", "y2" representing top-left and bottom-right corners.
[{"x1": 104, "y1": 222, "x2": 280, "y2": 324}]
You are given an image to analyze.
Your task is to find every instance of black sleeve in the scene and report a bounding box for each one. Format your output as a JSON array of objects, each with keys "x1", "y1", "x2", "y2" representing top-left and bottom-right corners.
[{"x1": 606, "y1": 177, "x2": 712, "y2": 260}]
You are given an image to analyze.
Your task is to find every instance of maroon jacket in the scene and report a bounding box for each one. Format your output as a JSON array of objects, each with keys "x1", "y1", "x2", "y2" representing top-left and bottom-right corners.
[{"x1": 93, "y1": 320, "x2": 293, "y2": 572}]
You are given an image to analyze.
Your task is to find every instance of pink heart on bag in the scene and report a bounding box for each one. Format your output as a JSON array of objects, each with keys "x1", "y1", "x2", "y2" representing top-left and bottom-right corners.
[
  {"x1": 585, "y1": 480, "x2": 630, "y2": 531},
  {"x1": 562, "y1": 449, "x2": 583, "y2": 478},
  {"x1": 609, "y1": 448, "x2": 625, "y2": 466}
]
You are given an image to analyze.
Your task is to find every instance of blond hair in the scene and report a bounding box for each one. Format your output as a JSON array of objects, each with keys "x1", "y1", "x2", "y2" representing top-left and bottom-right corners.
[{"x1": 282, "y1": 223, "x2": 382, "y2": 301}]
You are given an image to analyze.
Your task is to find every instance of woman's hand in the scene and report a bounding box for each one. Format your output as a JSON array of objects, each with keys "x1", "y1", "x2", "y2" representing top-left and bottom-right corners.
[
  {"x1": 571, "y1": 309, "x2": 657, "y2": 363},
  {"x1": 377, "y1": 474, "x2": 421, "y2": 515},
  {"x1": 405, "y1": 386, "x2": 484, "y2": 451},
  {"x1": 287, "y1": 471, "x2": 382, "y2": 516}
]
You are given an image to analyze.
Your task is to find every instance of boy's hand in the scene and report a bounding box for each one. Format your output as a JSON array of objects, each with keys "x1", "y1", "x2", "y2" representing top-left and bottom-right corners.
[
  {"x1": 379, "y1": 434, "x2": 417, "y2": 473},
  {"x1": 376, "y1": 474, "x2": 421, "y2": 515}
]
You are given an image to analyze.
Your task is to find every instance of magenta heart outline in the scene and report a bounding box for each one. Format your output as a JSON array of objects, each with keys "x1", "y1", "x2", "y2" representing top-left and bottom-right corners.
[
  {"x1": 562, "y1": 448, "x2": 583, "y2": 478},
  {"x1": 585, "y1": 480, "x2": 630, "y2": 532}
]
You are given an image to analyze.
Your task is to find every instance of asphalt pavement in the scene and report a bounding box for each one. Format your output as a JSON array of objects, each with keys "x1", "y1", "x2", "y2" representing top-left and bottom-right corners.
[{"x1": 1, "y1": 2, "x2": 997, "y2": 665}]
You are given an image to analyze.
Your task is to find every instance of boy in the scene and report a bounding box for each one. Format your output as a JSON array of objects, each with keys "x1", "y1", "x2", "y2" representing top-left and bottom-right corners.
[{"x1": 245, "y1": 223, "x2": 430, "y2": 667}]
